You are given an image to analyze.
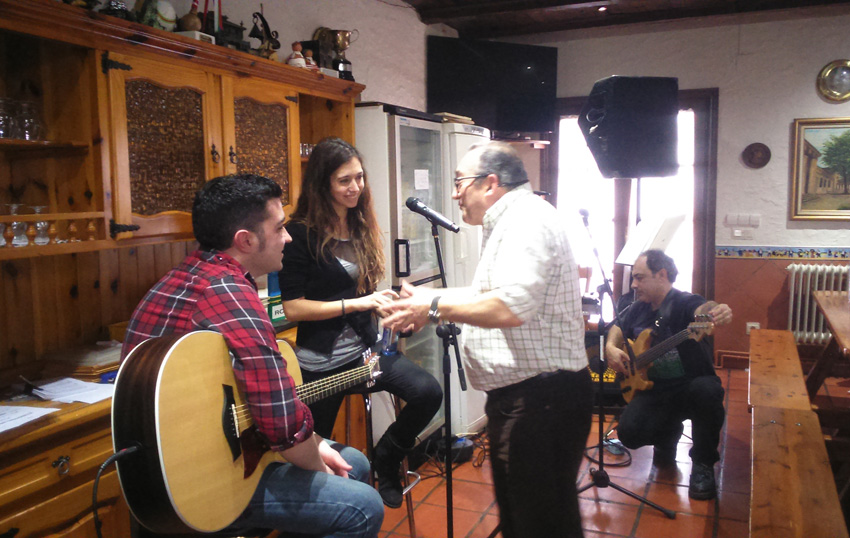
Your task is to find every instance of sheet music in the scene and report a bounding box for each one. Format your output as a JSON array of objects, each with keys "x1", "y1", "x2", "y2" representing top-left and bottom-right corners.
[
  {"x1": 615, "y1": 214, "x2": 685, "y2": 266},
  {"x1": 32, "y1": 377, "x2": 114, "y2": 404},
  {"x1": 0, "y1": 406, "x2": 60, "y2": 434}
]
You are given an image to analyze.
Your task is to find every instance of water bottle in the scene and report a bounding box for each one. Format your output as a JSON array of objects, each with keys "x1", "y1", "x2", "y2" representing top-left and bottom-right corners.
[{"x1": 380, "y1": 327, "x2": 398, "y2": 356}]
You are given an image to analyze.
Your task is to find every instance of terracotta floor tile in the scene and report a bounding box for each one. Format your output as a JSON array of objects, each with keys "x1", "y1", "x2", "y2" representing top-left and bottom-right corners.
[
  {"x1": 726, "y1": 397, "x2": 751, "y2": 417},
  {"x1": 466, "y1": 512, "x2": 501, "y2": 538},
  {"x1": 716, "y1": 517, "x2": 750, "y2": 537},
  {"x1": 578, "y1": 474, "x2": 654, "y2": 506},
  {"x1": 718, "y1": 448, "x2": 750, "y2": 494},
  {"x1": 420, "y1": 478, "x2": 495, "y2": 513},
  {"x1": 644, "y1": 481, "x2": 716, "y2": 517},
  {"x1": 634, "y1": 509, "x2": 713, "y2": 538},
  {"x1": 580, "y1": 498, "x2": 640, "y2": 535},
  {"x1": 450, "y1": 460, "x2": 492, "y2": 484},
  {"x1": 717, "y1": 489, "x2": 750, "y2": 522}
]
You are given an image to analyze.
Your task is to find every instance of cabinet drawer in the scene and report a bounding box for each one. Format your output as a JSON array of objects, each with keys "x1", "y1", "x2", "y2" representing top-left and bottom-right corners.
[
  {"x1": 0, "y1": 428, "x2": 114, "y2": 507},
  {"x1": 0, "y1": 469, "x2": 125, "y2": 538}
]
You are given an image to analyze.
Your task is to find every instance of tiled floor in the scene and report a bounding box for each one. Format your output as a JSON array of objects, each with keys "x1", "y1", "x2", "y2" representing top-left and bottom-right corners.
[{"x1": 379, "y1": 368, "x2": 753, "y2": 538}]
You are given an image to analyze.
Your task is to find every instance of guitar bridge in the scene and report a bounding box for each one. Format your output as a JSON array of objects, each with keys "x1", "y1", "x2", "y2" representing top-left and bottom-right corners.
[{"x1": 221, "y1": 384, "x2": 242, "y2": 461}]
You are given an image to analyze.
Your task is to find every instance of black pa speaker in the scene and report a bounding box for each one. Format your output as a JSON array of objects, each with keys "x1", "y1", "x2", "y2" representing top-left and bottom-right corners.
[{"x1": 578, "y1": 76, "x2": 679, "y2": 179}]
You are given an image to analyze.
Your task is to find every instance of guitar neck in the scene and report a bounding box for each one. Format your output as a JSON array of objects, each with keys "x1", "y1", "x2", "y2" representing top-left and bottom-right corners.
[
  {"x1": 296, "y1": 364, "x2": 373, "y2": 405},
  {"x1": 634, "y1": 329, "x2": 693, "y2": 370}
]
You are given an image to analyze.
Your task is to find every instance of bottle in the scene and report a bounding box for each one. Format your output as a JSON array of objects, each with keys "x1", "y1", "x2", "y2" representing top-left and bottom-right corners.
[{"x1": 380, "y1": 327, "x2": 398, "y2": 356}]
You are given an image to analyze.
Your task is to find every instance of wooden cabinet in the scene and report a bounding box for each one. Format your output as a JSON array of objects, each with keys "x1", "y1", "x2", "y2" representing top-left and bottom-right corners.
[
  {"x1": 0, "y1": 400, "x2": 131, "y2": 538},
  {"x1": 0, "y1": 2, "x2": 365, "y2": 535},
  {"x1": 0, "y1": 0, "x2": 363, "y2": 247},
  {"x1": 0, "y1": 0, "x2": 363, "y2": 365}
]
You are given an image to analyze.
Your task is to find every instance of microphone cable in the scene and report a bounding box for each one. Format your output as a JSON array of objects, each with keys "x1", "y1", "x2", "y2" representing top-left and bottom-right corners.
[{"x1": 92, "y1": 444, "x2": 141, "y2": 538}]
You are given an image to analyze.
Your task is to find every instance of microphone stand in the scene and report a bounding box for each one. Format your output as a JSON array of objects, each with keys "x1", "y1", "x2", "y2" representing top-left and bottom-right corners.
[
  {"x1": 423, "y1": 221, "x2": 467, "y2": 538},
  {"x1": 575, "y1": 214, "x2": 675, "y2": 520}
]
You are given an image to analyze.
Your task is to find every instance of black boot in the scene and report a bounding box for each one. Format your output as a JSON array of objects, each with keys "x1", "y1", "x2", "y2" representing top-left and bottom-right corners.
[{"x1": 373, "y1": 432, "x2": 408, "y2": 508}]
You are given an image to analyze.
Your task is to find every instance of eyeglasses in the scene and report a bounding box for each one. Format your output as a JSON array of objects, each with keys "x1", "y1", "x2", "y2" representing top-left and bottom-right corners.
[{"x1": 453, "y1": 174, "x2": 488, "y2": 192}]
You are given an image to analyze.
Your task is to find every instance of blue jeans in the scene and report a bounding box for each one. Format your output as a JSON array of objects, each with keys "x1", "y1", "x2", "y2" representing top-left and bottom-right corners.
[{"x1": 231, "y1": 440, "x2": 384, "y2": 538}]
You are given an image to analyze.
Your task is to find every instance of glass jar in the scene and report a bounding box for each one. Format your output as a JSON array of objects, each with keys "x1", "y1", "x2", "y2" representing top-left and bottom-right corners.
[
  {"x1": 17, "y1": 101, "x2": 42, "y2": 141},
  {"x1": 0, "y1": 98, "x2": 15, "y2": 139}
]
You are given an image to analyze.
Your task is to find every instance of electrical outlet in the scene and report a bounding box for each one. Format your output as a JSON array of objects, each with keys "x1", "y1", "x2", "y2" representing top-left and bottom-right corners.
[{"x1": 746, "y1": 322, "x2": 760, "y2": 335}]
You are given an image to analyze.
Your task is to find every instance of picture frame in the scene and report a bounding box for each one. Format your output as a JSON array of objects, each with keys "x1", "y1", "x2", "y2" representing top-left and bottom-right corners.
[{"x1": 791, "y1": 117, "x2": 850, "y2": 220}]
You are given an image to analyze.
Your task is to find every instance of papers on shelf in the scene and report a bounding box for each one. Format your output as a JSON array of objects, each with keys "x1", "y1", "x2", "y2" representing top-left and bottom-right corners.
[
  {"x1": 0, "y1": 406, "x2": 60, "y2": 434},
  {"x1": 32, "y1": 377, "x2": 114, "y2": 404}
]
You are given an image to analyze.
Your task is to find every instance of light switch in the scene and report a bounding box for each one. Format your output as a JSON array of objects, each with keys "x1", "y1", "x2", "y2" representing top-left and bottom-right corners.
[{"x1": 749, "y1": 214, "x2": 761, "y2": 227}]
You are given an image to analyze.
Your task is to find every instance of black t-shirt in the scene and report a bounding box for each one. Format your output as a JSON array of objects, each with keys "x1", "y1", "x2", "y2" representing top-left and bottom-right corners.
[{"x1": 617, "y1": 288, "x2": 717, "y2": 390}]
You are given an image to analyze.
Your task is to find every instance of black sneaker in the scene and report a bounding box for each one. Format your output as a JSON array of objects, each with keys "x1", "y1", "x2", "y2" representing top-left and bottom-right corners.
[{"x1": 688, "y1": 462, "x2": 717, "y2": 500}]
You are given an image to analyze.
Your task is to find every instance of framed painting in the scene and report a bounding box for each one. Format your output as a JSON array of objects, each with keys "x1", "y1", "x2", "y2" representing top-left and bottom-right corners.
[{"x1": 791, "y1": 117, "x2": 850, "y2": 220}]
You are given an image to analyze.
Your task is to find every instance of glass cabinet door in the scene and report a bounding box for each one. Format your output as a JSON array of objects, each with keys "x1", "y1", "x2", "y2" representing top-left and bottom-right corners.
[
  {"x1": 106, "y1": 53, "x2": 222, "y2": 238},
  {"x1": 222, "y1": 78, "x2": 300, "y2": 215},
  {"x1": 392, "y1": 117, "x2": 443, "y2": 284}
]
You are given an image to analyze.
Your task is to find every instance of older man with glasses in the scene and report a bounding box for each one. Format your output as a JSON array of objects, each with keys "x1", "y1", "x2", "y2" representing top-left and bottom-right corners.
[{"x1": 381, "y1": 141, "x2": 592, "y2": 538}]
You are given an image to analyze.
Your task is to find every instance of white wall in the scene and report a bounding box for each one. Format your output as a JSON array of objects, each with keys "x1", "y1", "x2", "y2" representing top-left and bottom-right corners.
[
  {"x1": 507, "y1": 6, "x2": 850, "y2": 247},
  {"x1": 127, "y1": 0, "x2": 454, "y2": 111}
]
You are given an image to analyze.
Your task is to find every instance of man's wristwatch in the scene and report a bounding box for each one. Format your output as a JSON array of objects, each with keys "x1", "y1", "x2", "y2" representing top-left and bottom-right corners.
[{"x1": 427, "y1": 296, "x2": 442, "y2": 324}]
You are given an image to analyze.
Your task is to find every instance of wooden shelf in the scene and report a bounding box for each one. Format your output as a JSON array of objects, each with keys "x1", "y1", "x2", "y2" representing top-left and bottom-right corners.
[
  {"x1": 0, "y1": 138, "x2": 89, "y2": 156},
  {"x1": 0, "y1": 239, "x2": 114, "y2": 260},
  {"x1": 0, "y1": 211, "x2": 104, "y2": 224}
]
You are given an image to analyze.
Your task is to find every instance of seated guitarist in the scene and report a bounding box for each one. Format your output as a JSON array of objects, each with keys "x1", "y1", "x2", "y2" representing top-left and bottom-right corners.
[
  {"x1": 605, "y1": 249, "x2": 732, "y2": 501},
  {"x1": 121, "y1": 174, "x2": 383, "y2": 537}
]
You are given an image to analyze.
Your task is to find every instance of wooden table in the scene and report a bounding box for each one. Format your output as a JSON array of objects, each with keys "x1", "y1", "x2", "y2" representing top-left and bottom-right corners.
[
  {"x1": 806, "y1": 291, "x2": 850, "y2": 400},
  {"x1": 749, "y1": 329, "x2": 811, "y2": 411}
]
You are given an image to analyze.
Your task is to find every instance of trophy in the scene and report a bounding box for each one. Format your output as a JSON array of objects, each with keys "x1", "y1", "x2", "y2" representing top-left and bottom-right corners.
[{"x1": 331, "y1": 29, "x2": 358, "y2": 81}]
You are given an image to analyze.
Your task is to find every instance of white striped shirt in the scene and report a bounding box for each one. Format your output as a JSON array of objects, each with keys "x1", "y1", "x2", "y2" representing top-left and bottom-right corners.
[{"x1": 461, "y1": 184, "x2": 587, "y2": 391}]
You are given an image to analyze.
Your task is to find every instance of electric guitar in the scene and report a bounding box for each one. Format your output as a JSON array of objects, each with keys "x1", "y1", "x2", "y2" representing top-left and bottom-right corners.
[
  {"x1": 619, "y1": 318, "x2": 714, "y2": 403},
  {"x1": 111, "y1": 330, "x2": 381, "y2": 534}
]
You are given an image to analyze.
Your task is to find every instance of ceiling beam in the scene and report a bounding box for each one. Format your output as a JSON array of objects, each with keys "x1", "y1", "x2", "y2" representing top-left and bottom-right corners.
[{"x1": 416, "y1": 0, "x2": 609, "y2": 23}]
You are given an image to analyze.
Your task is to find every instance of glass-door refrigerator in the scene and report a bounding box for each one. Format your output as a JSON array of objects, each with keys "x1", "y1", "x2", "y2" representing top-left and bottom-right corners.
[{"x1": 354, "y1": 102, "x2": 447, "y2": 444}]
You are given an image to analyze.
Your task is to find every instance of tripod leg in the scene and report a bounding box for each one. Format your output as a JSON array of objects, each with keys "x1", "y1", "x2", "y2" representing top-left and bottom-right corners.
[{"x1": 607, "y1": 482, "x2": 676, "y2": 519}]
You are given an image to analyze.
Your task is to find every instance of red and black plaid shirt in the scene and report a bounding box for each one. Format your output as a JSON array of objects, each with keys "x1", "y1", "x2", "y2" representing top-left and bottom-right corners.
[{"x1": 121, "y1": 250, "x2": 313, "y2": 451}]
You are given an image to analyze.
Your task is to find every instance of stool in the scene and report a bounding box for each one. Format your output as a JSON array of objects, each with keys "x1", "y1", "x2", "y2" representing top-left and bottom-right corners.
[{"x1": 345, "y1": 393, "x2": 420, "y2": 536}]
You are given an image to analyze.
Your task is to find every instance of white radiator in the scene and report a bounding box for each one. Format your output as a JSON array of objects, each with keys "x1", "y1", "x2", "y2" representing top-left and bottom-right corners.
[{"x1": 786, "y1": 263, "x2": 849, "y2": 345}]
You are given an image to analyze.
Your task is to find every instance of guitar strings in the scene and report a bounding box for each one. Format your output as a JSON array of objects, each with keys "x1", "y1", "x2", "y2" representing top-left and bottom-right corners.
[{"x1": 230, "y1": 363, "x2": 376, "y2": 421}]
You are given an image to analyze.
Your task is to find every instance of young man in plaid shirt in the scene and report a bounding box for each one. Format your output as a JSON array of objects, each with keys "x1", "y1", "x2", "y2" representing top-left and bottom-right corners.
[{"x1": 122, "y1": 174, "x2": 383, "y2": 537}]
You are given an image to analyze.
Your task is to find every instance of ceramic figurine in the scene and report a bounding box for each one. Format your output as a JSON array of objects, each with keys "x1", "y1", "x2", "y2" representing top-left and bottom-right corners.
[{"x1": 287, "y1": 41, "x2": 306, "y2": 68}]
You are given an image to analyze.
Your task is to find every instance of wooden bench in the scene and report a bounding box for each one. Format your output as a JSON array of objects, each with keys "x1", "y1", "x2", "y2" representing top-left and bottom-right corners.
[
  {"x1": 748, "y1": 329, "x2": 811, "y2": 411},
  {"x1": 748, "y1": 329, "x2": 849, "y2": 538}
]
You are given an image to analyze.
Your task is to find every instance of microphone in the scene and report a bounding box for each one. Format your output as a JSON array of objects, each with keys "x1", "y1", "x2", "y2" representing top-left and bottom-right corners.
[
  {"x1": 405, "y1": 197, "x2": 460, "y2": 233},
  {"x1": 579, "y1": 208, "x2": 590, "y2": 227}
]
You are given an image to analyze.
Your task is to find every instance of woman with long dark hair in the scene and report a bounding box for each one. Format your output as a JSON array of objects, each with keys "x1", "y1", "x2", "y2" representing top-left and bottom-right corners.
[{"x1": 279, "y1": 137, "x2": 442, "y2": 508}]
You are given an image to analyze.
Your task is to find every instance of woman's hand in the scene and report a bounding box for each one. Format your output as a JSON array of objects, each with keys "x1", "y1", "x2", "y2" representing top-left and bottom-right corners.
[{"x1": 349, "y1": 289, "x2": 399, "y2": 314}]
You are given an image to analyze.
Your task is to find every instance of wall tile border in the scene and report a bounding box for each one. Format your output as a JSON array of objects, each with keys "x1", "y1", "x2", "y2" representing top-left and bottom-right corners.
[{"x1": 715, "y1": 246, "x2": 850, "y2": 260}]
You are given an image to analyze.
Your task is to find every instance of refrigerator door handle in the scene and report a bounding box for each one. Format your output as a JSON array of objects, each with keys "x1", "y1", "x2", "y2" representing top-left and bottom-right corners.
[{"x1": 394, "y1": 239, "x2": 411, "y2": 277}]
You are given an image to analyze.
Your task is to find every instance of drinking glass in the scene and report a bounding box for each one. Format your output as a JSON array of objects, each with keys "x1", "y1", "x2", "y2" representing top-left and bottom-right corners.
[
  {"x1": 0, "y1": 98, "x2": 15, "y2": 139},
  {"x1": 0, "y1": 205, "x2": 5, "y2": 247},
  {"x1": 7, "y1": 204, "x2": 28, "y2": 247},
  {"x1": 30, "y1": 205, "x2": 50, "y2": 245},
  {"x1": 17, "y1": 101, "x2": 42, "y2": 141}
]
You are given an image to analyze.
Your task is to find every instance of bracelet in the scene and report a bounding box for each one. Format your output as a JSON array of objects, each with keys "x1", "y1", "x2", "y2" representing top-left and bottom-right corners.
[
  {"x1": 427, "y1": 296, "x2": 441, "y2": 324},
  {"x1": 341, "y1": 298, "x2": 346, "y2": 317}
]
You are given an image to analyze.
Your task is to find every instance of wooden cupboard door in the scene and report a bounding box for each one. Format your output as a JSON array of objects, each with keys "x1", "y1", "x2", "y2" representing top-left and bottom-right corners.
[
  {"x1": 221, "y1": 77, "x2": 301, "y2": 215},
  {"x1": 105, "y1": 53, "x2": 223, "y2": 239}
]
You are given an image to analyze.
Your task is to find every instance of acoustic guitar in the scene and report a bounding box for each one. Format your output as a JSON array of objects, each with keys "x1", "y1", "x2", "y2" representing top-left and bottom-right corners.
[
  {"x1": 619, "y1": 318, "x2": 713, "y2": 403},
  {"x1": 111, "y1": 330, "x2": 380, "y2": 534}
]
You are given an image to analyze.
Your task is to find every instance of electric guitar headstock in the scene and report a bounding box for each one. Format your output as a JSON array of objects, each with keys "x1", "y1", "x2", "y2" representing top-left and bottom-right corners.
[
  {"x1": 688, "y1": 314, "x2": 715, "y2": 341},
  {"x1": 361, "y1": 349, "x2": 382, "y2": 388}
]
